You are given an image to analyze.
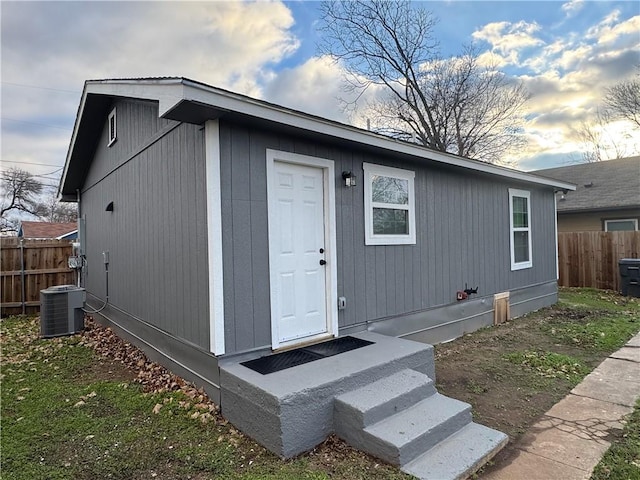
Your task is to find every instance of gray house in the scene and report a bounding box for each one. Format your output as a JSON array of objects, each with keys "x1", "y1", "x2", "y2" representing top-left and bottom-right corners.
[{"x1": 59, "y1": 77, "x2": 574, "y2": 478}]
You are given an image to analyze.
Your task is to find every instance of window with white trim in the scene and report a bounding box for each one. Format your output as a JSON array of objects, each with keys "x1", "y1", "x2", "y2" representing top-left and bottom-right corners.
[
  {"x1": 509, "y1": 188, "x2": 532, "y2": 270},
  {"x1": 363, "y1": 163, "x2": 416, "y2": 245},
  {"x1": 107, "y1": 108, "x2": 117, "y2": 146},
  {"x1": 604, "y1": 219, "x2": 638, "y2": 231}
]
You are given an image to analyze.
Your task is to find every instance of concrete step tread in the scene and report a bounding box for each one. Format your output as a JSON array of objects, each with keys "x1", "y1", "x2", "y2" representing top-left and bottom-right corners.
[
  {"x1": 364, "y1": 393, "x2": 471, "y2": 447},
  {"x1": 402, "y1": 422, "x2": 509, "y2": 480},
  {"x1": 335, "y1": 368, "x2": 434, "y2": 412},
  {"x1": 334, "y1": 369, "x2": 437, "y2": 429}
]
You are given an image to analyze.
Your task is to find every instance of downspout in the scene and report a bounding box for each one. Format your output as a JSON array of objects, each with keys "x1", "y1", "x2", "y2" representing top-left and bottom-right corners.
[
  {"x1": 76, "y1": 189, "x2": 81, "y2": 287},
  {"x1": 554, "y1": 193, "x2": 559, "y2": 281}
]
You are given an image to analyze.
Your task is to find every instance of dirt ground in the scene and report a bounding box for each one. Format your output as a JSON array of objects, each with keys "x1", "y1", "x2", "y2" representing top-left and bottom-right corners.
[
  {"x1": 72, "y1": 291, "x2": 638, "y2": 477},
  {"x1": 432, "y1": 300, "x2": 632, "y2": 475}
]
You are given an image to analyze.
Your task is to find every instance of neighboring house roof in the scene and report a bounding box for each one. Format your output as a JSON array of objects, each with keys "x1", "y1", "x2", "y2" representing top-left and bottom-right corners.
[
  {"x1": 536, "y1": 157, "x2": 640, "y2": 213},
  {"x1": 18, "y1": 221, "x2": 78, "y2": 239},
  {"x1": 59, "y1": 77, "x2": 575, "y2": 199}
]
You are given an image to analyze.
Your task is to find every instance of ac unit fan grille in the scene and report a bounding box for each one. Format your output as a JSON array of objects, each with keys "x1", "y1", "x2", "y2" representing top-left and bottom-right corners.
[
  {"x1": 40, "y1": 286, "x2": 85, "y2": 338},
  {"x1": 41, "y1": 293, "x2": 70, "y2": 337}
]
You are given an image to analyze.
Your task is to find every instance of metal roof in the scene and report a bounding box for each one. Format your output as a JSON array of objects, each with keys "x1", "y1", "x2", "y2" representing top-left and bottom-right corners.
[{"x1": 59, "y1": 77, "x2": 576, "y2": 198}]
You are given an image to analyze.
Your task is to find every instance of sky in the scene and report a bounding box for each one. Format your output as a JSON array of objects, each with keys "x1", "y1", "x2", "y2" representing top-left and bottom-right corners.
[{"x1": 1, "y1": 0, "x2": 639, "y2": 193}]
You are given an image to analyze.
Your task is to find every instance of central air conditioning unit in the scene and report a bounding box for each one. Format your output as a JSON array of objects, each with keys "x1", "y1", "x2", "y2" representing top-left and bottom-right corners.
[{"x1": 40, "y1": 285, "x2": 86, "y2": 338}]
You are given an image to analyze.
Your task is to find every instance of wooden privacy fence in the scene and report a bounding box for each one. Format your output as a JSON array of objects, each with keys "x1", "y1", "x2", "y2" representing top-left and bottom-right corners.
[
  {"x1": 558, "y1": 231, "x2": 640, "y2": 291},
  {"x1": 1, "y1": 238, "x2": 76, "y2": 316}
]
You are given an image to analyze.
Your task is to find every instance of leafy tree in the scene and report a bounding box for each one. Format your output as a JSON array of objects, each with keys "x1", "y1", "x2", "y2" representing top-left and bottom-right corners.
[{"x1": 318, "y1": 0, "x2": 529, "y2": 164}]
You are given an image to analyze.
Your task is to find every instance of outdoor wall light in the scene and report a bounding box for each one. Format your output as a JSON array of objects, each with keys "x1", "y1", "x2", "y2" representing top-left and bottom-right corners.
[
  {"x1": 342, "y1": 171, "x2": 356, "y2": 187},
  {"x1": 105, "y1": 201, "x2": 114, "y2": 212}
]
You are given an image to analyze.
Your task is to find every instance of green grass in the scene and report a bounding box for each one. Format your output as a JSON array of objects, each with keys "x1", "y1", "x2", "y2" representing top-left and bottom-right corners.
[
  {"x1": 591, "y1": 401, "x2": 640, "y2": 480},
  {"x1": 2, "y1": 289, "x2": 639, "y2": 479},
  {"x1": 502, "y1": 350, "x2": 591, "y2": 386},
  {"x1": 1, "y1": 316, "x2": 409, "y2": 480},
  {"x1": 544, "y1": 289, "x2": 640, "y2": 352}
]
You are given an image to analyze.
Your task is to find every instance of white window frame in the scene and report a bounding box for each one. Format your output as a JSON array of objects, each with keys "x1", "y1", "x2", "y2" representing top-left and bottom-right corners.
[
  {"x1": 363, "y1": 163, "x2": 416, "y2": 245},
  {"x1": 509, "y1": 188, "x2": 532, "y2": 270},
  {"x1": 107, "y1": 108, "x2": 117, "y2": 147},
  {"x1": 604, "y1": 218, "x2": 638, "y2": 232}
]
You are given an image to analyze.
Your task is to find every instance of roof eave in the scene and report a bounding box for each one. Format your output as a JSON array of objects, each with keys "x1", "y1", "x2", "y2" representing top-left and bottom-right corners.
[
  {"x1": 59, "y1": 77, "x2": 577, "y2": 196},
  {"x1": 178, "y1": 79, "x2": 576, "y2": 191}
]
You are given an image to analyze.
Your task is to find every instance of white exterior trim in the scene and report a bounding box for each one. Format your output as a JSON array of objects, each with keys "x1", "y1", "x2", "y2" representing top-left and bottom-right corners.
[
  {"x1": 61, "y1": 78, "x2": 576, "y2": 199},
  {"x1": 363, "y1": 163, "x2": 416, "y2": 245},
  {"x1": 55, "y1": 230, "x2": 78, "y2": 240},
  {"x1": 604, "y1": 218, "x2": 639, "y2": 231},
  {"x1": 204, "y1": 120, "x2": 225, "y2": 355},
  {"x1": 107, "y1": 107, "x2": 117, "y2": 147},
  {"x1": 509, "y1": 188, "x2": 533, "y2": 271},
  {"x1": 554, "y1": 195, "x2": 559, "y2": 280},
  {"x1": 266, "y1": 149, "x2": 339, "y2": 350}
]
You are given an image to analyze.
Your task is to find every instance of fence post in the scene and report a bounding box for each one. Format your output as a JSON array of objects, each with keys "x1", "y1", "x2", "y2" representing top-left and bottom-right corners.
[{"x1": 19, "y1": 238, "x2": 26, "y2": 315}]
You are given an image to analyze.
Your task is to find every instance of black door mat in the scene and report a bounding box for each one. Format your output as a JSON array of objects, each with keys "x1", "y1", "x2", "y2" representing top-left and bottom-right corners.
[
  {"x1": 241, "y1": 349, "x2": 323, "y2": 375},
  {"x1": 303, "y1": 336, "x2": 374, "y2": 357},
  {"x1": 241, "y1": 336, "x2": 375, "y2": 375}
]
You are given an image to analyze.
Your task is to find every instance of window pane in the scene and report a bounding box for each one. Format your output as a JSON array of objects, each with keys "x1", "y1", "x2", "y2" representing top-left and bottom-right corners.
[
  {"x1": 512, "y1": 196, "x2": 528, "y2": 228},
  {"x1": 373, "y1": 208, "x2": 409, "y2": 234},
  {"x1": 513, "y1": 231, "x2": 529, "y2": 263},
  {"x1": 606, "y1": 220, "x2": 636, "y2": 231},
  {"x1": 372, "y1": 175, "x2": 409, "y2": 205}
]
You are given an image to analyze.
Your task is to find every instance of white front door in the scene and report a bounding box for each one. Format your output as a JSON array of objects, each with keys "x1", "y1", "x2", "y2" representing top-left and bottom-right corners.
[{"x1": 267, "y1": 151, "x2": 337, "y2": 349}]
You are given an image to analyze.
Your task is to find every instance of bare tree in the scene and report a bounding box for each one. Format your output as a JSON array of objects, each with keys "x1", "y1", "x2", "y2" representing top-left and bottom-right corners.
[
  {"x1": 36, "y1": 193, "x2": 78, "y2": 223},
  {"x1": 603, "y1": 73, "x2": 640, "y2": 128},
  {"x1": 571, "y1": 108, "x2": 634, "y2": 164},
  {"x1": 1, "y1": 168, "x2": 43, "y2": 233},
  {"x1": 318, "y1": 0, "x2": 529, "y2": 164},
  {"x1": 1, "y1": 168, "x2": 77, "y2": 233}
]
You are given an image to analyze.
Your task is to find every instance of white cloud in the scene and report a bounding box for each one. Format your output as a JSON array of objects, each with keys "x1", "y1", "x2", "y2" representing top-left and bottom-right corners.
[
  {"x1": 2, "y1": 2, "x2": 299, "y2": 96},
  {"x1": 1, "y1": 1, "x2": 301, "y2": 177},
  {"x1": 588, "y1": 13, "x2": 640, "y2": 46},
  {"x1": 561, "y1": 0, "x2": 585, "y2": 17},
  {"x1": 472, "y1": 21, "x2": 544, "y2": 62},
  {"x1": 1, "y1": 0, "x2": 638, "y2": 178},
  {"x1": 263, "y1": 56, "x2": 348, "y2": 122}
]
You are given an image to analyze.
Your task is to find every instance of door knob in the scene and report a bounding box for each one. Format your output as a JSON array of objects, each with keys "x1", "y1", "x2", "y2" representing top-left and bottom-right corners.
[{"x1": 319, "y1": 259, "x2": 327, "y2": 266}]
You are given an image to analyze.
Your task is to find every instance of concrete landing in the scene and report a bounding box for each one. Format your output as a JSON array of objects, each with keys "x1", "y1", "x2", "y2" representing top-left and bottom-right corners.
[
  {"x1": 220, "y1": 331, "x2": 507, "y2": 479},
  {"x1": 484, "y1": 331, "x2": 640, "y2": 480},
  {"x1": 220, "y1": 331, "x2": 436, "y2": 458}
]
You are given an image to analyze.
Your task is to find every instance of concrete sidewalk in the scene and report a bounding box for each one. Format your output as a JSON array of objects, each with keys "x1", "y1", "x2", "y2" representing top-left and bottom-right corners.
[{"x1": 483, "y1": 332, "x2": 640, "y2": 480}]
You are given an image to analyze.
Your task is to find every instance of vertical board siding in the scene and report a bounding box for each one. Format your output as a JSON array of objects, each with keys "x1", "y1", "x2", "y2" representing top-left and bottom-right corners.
[
  {"x1": 82, "y1": 101, "x2": 210, "y2": 349},
  {"x1": 84, "y1": 100, "x2": 177, "y2": 189},
  {"x1": 219, "y1": 119, "x2": 559, "y2": 354}
]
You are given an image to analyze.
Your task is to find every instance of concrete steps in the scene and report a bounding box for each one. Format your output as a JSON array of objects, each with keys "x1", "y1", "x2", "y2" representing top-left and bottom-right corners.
[
  {"x1": 403, "y1": 423, "x2": 509, "y2": 480},
  {"x1": 220, "y1": 332, "x2": 437, "y2": 458},
  {"x1": 334, "y1": 369, "x2": 507, "y2": 479},
  {"x1": 220, "y1": 332, "x2": 506, "y2": 479}
]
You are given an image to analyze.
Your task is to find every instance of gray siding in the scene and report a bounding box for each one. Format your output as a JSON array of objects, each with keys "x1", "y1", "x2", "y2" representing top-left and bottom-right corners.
[
  {"x1": 79, "y1": 103, "x2": 558, "y2": 358},
  {"x1": 219, "y1": 121, "x2": 558, "y2": 355},
  {"x1": 81, "y1": 99, "x2": 210, "y2": 349}
]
